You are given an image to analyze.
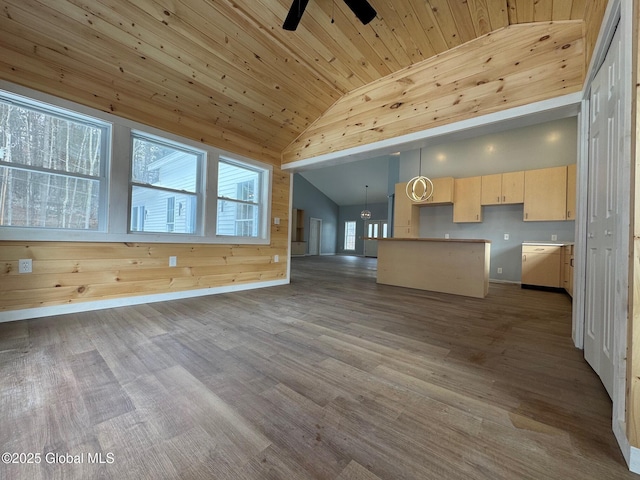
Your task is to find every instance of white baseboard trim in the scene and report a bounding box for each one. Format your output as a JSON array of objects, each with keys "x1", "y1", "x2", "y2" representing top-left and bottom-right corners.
[
  {"x1": 0, "y1": 279, "x2": 289, "y2": 323},
  {"x1": 612, "y1": 419, "x2": 640, "y2": 474},
  {"x1": 631, "y1": 446, "x2": 640, "y2": 474}
]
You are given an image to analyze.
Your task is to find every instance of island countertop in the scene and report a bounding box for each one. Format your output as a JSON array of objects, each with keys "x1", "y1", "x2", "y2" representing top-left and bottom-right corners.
[{"x1": 376, "y1": 237, "x2": 491, "y2": 244}]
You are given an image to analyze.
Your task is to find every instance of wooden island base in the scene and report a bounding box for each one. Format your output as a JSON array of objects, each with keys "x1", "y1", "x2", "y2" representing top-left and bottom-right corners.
[{"x1": 376, "y1": 238, "x2": 491, "y2": 298}]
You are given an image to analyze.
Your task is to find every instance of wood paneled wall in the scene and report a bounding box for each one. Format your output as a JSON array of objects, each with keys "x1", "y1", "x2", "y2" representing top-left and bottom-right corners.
[
  {"x1": 0, "y1": 168, "x2": 290, "y2": 314},
  {"x1": 584, "y1": 0, "x2": 610, "y2": 72},
  {"x1": 282, "y1": 21, "x2": 584, "y2": 164}
]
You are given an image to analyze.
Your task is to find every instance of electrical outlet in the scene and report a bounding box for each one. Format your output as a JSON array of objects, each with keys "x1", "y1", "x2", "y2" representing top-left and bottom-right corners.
[
  {"x1": 551, "y1": 234, "x2": 558, "y2": 241},
  {"x1": 169, "y1": 256, "x2": 177, "y2": 267},
  {"x1": 273, "y1": 255, "x2": 279, "y2": 263},
  {"x1": 444, "y1": 233, "x2": 450, "y2": 239},
  {"x1": 274, "y1": 217, "x2": 280, "y2": 225},
  {"x1": 497, "y1": 267, "x2": 503, "y2": 274},
  {"x1": 504, "y1": 233, "x2": 509, "y2": 240},
  {"x1": 18, "y1": 258, "x2": 32, "y2": 274}
]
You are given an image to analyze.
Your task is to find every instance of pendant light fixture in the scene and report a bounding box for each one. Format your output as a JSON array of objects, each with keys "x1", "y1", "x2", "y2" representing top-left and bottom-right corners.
[
  {"x1": 406, "y1": 148, "x2": 433, "y2": 202},
  {"x1": 360, "y1": 185, "x2": 371, "y2": 220}
]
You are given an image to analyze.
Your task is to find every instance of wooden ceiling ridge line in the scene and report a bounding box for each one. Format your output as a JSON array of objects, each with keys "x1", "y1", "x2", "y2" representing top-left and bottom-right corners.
[
  {"x1": 308, "y1": 22, "x2": 585, "y2": 124},
  {"x1": 280, "y1": 18, "x2": 586, "y2": 165},
  {"x1": 335, "y1": 19, "x2": 585, "y2": 97}
]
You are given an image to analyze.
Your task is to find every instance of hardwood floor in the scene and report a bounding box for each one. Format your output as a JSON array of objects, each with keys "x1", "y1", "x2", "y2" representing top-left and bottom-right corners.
[{"x1": 0, "y1": 255, "x2": 634, "y2": 479}]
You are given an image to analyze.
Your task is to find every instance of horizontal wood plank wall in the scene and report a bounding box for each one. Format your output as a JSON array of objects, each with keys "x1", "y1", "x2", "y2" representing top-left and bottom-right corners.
[
  {"x1": 0, "y1": 168, "x2": 290, "y2": 313},
  {"x1": 282, "y1": 21, "x2": 585, "y2": 164}
]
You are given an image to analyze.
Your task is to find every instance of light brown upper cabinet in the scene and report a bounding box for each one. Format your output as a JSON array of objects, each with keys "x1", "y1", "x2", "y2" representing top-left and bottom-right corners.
[
  {"x1": 566, "y1": 163, "x2": 576, "y2": 220},
  {"x1": 481, "y1": 171, "x2": 524, "y2": 206},
  {"x1": 422, "y1": 177, "x2": 454, "y2": 204},
  {"x1": 453, "y1": 176, "x2": 482, "y2": 223},
  {"x1": 394, "y1": 183, "x2": 419, "y2": 238},
  {"x1": 523, "y1": 166, "x2": 567, "y2": 221}
]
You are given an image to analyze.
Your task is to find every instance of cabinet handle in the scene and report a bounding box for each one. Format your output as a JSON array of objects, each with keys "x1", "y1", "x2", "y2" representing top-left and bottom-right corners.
[
  {"x1": 503, "y1": 195, "x2": 505, "y2": 202},
  {"x1": 525, "y1": 213, "x2": 528, "y2": 219},
  {"x1": 476, "y1": 214, "x2": 479, "y2": 220},
  {"x1": 567, "y1": 210, "x2": 571, "y2": 218},
  {"x1": 497, "y1": 196, "x2": 500, "y2": 202},
  {"x1": 523, "y1": 255, "x2": 526, "y2": 262},
  {"x1": 570, "y1": 258, "x2": 574, "y2": 267}
]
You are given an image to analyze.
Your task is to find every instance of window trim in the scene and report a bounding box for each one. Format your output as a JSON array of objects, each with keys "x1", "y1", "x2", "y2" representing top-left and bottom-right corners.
[
  {"x1": 128, "y1": 131, "x2": 205, "y2": 237},
  {"x1": 216, "y1": 156, "x2": 270, "y2": 241},
  {"x1": 0, "y1": 90, "x2": 111, "y2": 232},
  {"x1": 0, "y1": 80, "x2": 272, "y2": 245}
]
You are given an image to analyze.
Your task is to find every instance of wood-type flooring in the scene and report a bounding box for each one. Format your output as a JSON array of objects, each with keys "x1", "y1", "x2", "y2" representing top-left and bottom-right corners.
[{"x1": 0, "y1": 255, "x2": 634, "y2": 479}]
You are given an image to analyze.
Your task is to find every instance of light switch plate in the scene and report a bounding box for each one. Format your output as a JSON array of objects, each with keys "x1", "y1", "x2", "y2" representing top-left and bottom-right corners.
[{"x1": 169, "y1": 256, "x2": 177, "y2": 267}]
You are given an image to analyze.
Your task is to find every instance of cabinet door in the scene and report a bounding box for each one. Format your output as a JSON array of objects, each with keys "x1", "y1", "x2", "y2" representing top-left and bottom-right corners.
[
  {"x1": 426, "y1": 177, "x2": 454, "y2": 204},
  {"x1": 523, "y1": 166, "x2": 567, "y2": 221},
  {"x1": 522, "y1": 245, "x2": 562, "y2": 287},
  {"x1": 453, "y1": 176, "x2": 482, "y2": 223},
  {"x1": 502, "y1": 171, "x2": 524, "y2": 204},
  {"x1": 394, "y1": 183, "x2": 415, "y2": 226},
  {"x1": 393, "y1": 225, "x2": 418, "y2": 238},
  {"x1": 481, "y1": 174, "x2": 502, "y2": 205},
  {"x1": 566, "y1": 163, "x2": 576, "y2": 220},
  {"x1": 394, "y1": 183, "x2": 418, "y2": 237}
]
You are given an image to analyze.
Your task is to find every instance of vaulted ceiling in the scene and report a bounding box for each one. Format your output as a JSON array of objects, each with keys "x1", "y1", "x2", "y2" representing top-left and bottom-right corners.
[{"x1": 0, "y1": 1, "x2": 606, "y2": 166}]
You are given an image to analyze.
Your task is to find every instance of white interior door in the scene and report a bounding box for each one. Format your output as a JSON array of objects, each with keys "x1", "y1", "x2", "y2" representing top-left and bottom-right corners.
[
  {"x1": 308, "y1": 218, "x2": 321, "y2": 256},
  {"x1": 584, "y1": 26, "x2": 622, "y2": 399}
]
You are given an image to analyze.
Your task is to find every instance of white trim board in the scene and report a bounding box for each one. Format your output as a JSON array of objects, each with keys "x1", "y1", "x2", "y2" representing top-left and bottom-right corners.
[
  {"x1": 0, "y1": 279, "x2": 289, "y2": 323},
  {"x1": 631, "y1": 447, "x2": 640, "y2": 475}
]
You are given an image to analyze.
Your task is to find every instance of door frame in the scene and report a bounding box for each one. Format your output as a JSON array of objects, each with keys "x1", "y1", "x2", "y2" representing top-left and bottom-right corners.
[{"x1": 574, "y1": 0, "x2": 634, "y2": 468}]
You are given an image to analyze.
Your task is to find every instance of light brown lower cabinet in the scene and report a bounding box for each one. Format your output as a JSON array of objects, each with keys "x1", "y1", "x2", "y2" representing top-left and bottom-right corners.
[
  {"x1": 562, "y1": 244, "x2": 574, "y2": 296},
  {"x1": 521, "y1": 244, "x2": 562, "y2": 288}
]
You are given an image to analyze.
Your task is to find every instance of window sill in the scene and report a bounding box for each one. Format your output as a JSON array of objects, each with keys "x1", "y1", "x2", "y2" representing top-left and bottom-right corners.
[{"x1": 0, "y1": 228, "x2": 271, "y2": 245}]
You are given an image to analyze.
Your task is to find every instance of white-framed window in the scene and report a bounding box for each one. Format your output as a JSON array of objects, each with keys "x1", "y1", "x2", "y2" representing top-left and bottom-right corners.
[
  {"x1": 0, "y1": 82, "x2": 272, "y2": 245},
  {"x1": 129, "y1": 134, "x2": 202, "y2": 235},
  {"x1": 217, "y1": 158, "x2": 268, "y2": 238},
  {"x1": 0, "y1": 92, "x2": 109, "y2": 231},
  {"x1": 344, "y1": 221, "x2": 356, "y2": 250}
]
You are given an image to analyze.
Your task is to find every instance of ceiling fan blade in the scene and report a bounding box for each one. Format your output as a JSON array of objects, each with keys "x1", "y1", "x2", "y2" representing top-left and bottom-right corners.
[
  {"x1": 283, "y1": 0, "x2": 311, "y2": 31},
  {"x1": 342, "y1": 0, "x2": 377, "y2": 25}
]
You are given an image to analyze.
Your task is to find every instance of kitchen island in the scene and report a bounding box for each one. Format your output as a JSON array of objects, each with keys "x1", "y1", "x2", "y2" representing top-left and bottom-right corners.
[{"x1": 376, "y1": 238, "x2": 491, "y2": 298}]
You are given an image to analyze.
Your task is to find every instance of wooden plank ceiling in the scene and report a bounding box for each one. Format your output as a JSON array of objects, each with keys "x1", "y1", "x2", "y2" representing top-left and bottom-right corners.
[{"x1": 0, "y1": 1, "x2": 592, "y2": 165}]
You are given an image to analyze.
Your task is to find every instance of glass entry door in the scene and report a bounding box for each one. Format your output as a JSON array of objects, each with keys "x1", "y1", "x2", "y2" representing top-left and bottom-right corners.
[{"x1": 364, "y1": 220, "x2": 388, "y2": 257}]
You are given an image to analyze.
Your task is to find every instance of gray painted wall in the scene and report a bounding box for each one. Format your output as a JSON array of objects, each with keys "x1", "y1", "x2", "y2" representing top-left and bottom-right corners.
[
  {"x1": 338, "y1": 202, "x2": 388, "y2": 256},
  {"x1": 419, "y1": 204, "x2": 575, "y2": 282},
  {"x1": 400, "y1": 117, "x2": 578, "y2": 179},
  {"x1": 402, "y1": 116, "x2": 578, "y2": 282},
  {"x1": 293, "y1": 174, "x2": 339, "y2": 254}
]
